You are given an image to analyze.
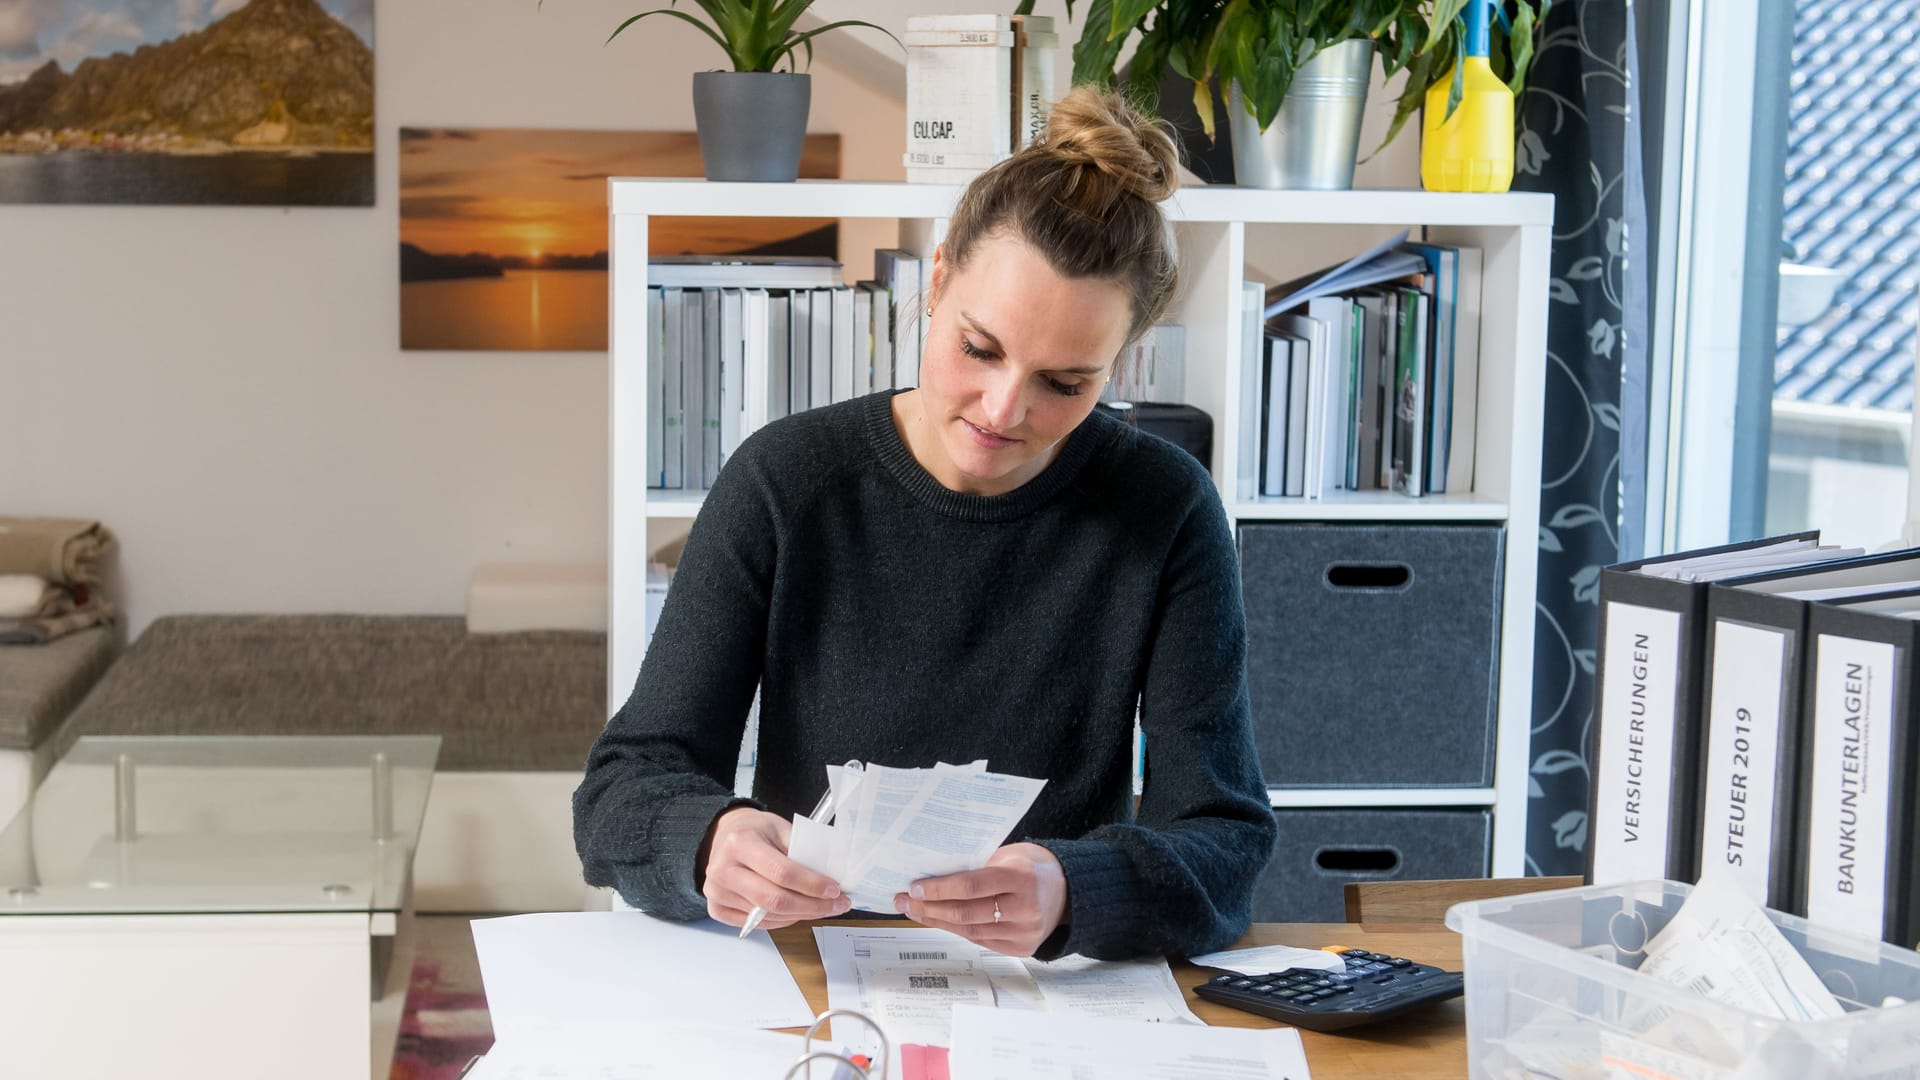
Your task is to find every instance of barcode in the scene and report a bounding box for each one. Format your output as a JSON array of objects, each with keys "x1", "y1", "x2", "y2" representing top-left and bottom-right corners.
[
  {"x1": 1688, "y1": 975, "x2": 1716, "y2": 994},
  {"x1": 908, "y1": 975, "x2": 951, "y2": 990},
  {"x1": 899, "y1": 951, "x2": 947, "y2": 961}
]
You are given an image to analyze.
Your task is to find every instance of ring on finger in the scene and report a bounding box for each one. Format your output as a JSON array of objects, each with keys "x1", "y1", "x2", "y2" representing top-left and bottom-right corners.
[{"x1": 993, "y1": 899, "x2": 1002, "y2": 923}]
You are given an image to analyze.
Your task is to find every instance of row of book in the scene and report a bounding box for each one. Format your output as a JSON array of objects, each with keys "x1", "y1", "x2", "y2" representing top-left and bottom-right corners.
[
  {"x1": 643, "y1": 252, "x2": 931, "y2": 491},
  {"x1": 1237, "y1": 239, "x2": 1483, "y2": 500},
  {"x1": 1588, "y1": 533, "x2": 1920, "y2": 945}
]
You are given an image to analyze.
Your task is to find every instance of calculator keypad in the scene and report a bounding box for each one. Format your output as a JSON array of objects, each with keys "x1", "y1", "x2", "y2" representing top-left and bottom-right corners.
[{"x1": 1194, "y1": 948, "x2": 1464, "y2": 1032}]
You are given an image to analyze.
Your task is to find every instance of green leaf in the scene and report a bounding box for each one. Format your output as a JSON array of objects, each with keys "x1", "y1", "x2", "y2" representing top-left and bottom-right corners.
[
  {"x1": 1368, "y1": 42, "x2": 1438, "y2": 158},
  {"x1": 784, "y1": 17, "x2": 901, "y2": 63},
  {"x1": 1110, "y1": 0, "x2": 1160, "y2": 42},
  {"x1": 1071, "y1": 0, "x2": 1126, "y2": 86},
  {"x1": 1505, "y1": 2, "x2": 1541, "y2": 97},
  {"x1": 608, "y1": 8, "x2": 740, "y2": 69},
  {"x1": 1422, "y1": 0, "x2": 1471, "y2": 54}
]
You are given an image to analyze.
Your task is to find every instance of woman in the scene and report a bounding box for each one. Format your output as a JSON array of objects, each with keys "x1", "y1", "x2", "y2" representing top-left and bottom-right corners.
[{"x1": 574, "y1": 86, "x2": 1275, "y2": 961}]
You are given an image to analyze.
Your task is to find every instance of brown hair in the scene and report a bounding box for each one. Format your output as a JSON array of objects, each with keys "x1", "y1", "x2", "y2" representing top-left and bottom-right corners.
[{"x1": 935, "y1": 84, "x2": 1182, "y2": 349}]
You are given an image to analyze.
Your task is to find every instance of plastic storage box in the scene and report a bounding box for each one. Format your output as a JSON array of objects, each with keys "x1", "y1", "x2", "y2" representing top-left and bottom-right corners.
[{"x1": 1446, "y1": 880, "x2": 1920, "y2": 1079}]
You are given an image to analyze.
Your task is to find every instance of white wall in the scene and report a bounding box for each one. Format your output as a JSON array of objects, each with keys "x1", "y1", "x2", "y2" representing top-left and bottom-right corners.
[
  {"x1": 0, "y1": 0, "x2": 905, "y2": 638},
  {"x1": 0, "y1": 1, "x2": 1417, "y2": 638}
]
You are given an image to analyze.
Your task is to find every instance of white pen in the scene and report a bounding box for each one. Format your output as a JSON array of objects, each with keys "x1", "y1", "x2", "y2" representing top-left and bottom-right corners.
[{"x1": 738, "y1": 783, "x2": 838, "y2": 940}]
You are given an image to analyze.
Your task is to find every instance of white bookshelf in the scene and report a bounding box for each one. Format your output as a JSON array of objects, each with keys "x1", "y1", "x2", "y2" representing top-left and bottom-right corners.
[{"x1": 607, "y1": 179, "x2": 1553, "y2": 876}]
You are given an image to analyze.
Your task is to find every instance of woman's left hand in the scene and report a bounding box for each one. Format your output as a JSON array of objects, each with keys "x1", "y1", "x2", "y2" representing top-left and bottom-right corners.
[{"x1": 894, "y1": 842, "x2": 1069, "y2": 957}]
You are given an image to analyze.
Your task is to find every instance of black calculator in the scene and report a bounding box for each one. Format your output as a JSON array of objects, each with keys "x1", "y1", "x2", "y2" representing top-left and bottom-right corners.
[{"x1": 1193, "y1": 947, "x2": 1464, "y2": 1032}]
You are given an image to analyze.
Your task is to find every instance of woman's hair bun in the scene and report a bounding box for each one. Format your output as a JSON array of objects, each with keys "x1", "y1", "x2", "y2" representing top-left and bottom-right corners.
[{"x1": 1040, "y1": 85, "x2": 1181, "y2": 204}]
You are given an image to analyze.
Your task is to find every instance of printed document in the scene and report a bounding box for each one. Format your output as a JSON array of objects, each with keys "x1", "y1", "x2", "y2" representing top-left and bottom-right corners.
[
  {"x1": 788, "y1": 760, "x2": 1046, "y2": 912},
  {"x1": 1190, "y1": 943, "x2": 1347, "y2": 976},
  {"x1": 816, "y1": 926, "x2": 1200, "y2": 1075},
  {"x1": 1637, "y1": 869, "x2": 1844, "y2": 1022},
  {"x1": 471, "y1": 911, "x2": 816, "y2": 1034},
  {"x1": 948, "y1": 1004, "x2": 1313, "y2": 1080}
]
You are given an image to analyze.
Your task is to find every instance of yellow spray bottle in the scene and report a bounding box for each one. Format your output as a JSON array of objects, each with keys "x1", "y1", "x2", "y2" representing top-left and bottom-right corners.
[{"x1": 1421, "y1": 0, "x2": 1514, "y2": 193}]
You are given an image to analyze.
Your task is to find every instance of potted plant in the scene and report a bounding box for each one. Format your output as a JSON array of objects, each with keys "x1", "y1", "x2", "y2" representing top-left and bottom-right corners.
[
  {"x1": 1070, "y1": 0, "x2": 1431, "y2": 189},
  {"x1": 595, "y1": 1, "x2": 899, "y2": 182}
]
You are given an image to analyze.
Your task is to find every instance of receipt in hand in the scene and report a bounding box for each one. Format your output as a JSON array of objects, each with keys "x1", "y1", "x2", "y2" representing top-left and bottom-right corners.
[
  {"x1": 788, "y1": 760, "x2": 1046, "y2": 912},
  {"x1": 1637, "y1": 869, "x2": 1844, "y2": 1022}
]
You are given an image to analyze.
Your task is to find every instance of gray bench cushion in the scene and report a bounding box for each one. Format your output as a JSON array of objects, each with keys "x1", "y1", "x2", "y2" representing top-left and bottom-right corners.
[
  {"x1": 0, "y1": 627, "x2": 119, "y2": 750},
  {"x1": 51, "y1": 615, "x2": 607, "y2": 771}
]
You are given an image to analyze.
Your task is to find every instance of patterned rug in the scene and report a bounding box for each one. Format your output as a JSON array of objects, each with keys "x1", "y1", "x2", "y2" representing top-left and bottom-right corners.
[{"x1": 388, "y1": 921, "x2": 495, "y2": 1080}]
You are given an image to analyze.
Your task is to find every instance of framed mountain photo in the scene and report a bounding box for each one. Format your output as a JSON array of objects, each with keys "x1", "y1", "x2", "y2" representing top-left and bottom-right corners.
[{"x1": 0, "y1": 0, "x2": 374, "y2": 206}]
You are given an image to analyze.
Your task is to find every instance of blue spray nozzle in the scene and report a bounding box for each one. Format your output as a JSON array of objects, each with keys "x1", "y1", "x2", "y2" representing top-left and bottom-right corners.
[{"x1": 1464, "y1": 0, "x2": 1492, "y2": 58}]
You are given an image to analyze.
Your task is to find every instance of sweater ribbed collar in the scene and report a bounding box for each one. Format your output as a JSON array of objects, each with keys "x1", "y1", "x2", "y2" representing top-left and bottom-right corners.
[{"x1": 863, "y1": 390, "x2": 1121, "y2": 523}]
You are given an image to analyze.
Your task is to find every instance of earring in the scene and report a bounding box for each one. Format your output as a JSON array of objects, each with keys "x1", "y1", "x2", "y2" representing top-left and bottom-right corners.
[{"x1": 925, "y1": 304, "x2": 934, "y2": 317}]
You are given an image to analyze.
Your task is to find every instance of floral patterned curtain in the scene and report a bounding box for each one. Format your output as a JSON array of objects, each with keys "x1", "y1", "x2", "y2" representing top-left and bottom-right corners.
[{"x1": 1514, "y1": 1, "x2": 1650, "y2": 874}]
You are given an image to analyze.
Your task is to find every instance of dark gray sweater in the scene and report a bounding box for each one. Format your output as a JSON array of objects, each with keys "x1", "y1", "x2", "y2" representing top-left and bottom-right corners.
[{"x1": 574, "y1": 391, "x2": 1276, "y2": 960}]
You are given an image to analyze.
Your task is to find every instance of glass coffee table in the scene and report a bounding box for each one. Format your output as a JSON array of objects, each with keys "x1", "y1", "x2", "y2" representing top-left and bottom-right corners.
[{"x1": 0, "y1": 735, "x2": 440, "y2": 1080}]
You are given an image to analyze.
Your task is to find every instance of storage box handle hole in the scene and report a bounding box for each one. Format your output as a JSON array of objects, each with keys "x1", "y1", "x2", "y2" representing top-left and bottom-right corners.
[
  {"x1": 1313, "y1": 846, "x2": 1401, "y2": 875},
  {"x1": 1606, "y1": 908, "x2": 1651, "y2": 957},
  {"x1": 1324, "y1": 563, "x2": 1413, "y2": 591}
]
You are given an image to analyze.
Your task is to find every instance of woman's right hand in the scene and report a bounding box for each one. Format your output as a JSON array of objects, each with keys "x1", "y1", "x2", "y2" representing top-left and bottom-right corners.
[{"x1": 701, "y1": 806, "x2": 851, "y2": 929}]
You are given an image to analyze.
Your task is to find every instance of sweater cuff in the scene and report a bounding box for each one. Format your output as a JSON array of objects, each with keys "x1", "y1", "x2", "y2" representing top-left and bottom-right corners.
[
  {"x1": 1034, "y1": 837, "x2": 1143, "y2": 960},
  {"x1": 621, "y1": 792, "x2": 751, "y2": 920}
]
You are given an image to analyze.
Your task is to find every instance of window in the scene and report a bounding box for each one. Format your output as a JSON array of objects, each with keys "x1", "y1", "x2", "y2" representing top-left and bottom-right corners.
[{"x1": 1658, "y1": 0, "x2": 1916, "y2": 552}]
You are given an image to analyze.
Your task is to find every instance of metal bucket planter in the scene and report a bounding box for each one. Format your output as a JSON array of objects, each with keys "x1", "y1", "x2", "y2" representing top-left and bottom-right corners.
[
  {"x1": 691, "y1": 71, "x2": 811, "y2": 182},
  {"x1": 1228, "y1": 38, "x2": 1374, "y2": 190}
]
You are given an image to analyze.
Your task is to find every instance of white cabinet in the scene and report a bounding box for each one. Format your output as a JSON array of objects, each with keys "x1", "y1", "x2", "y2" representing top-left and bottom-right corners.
[{"x1": 607, "y1": 179, "x2": 1552, "y2": 874}]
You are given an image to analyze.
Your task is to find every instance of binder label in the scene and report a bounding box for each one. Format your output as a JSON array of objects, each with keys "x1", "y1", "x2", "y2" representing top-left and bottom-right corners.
[
  {"x1": 1700, "y1": 621, "x2": 1788, "y2": 903},
  {"x1": 1805, "y1": 635, "x2": 1896, "y2": 935},
  {"x1": 1593, "y1": 601, "x2": 1683, "y2": 884}
]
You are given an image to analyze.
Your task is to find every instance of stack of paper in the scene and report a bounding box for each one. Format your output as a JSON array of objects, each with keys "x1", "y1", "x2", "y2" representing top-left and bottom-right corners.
[{"x1": 788, "y1": 760, "x2": 1045, "y2": 913}]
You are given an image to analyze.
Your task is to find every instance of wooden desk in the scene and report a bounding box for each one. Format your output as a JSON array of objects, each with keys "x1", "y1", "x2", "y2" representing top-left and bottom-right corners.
[{"x1": 771, "y1": 920, "x2": 1466, "y2": 1080}]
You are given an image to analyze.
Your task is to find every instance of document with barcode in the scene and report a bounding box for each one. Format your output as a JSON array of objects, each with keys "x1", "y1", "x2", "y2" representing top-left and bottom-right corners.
[
  {"x1": 1636, "y1": 869, "x2": 1843, "y2": 1021},
  {"x1": 815, "y1": 926, "x2": 1199, "y2": 1078}
]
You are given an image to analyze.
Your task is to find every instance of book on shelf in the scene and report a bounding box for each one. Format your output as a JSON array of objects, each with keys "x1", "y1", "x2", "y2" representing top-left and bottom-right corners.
[
  {"x1": 1103, "y1": 324, "x2": 1186, "y2": 405},
  {"x1": 808, "y1": 288, "x2": 833, "y2": 410},
  {"x1": 874, "y1": 250, "x2": 925, "y2": 388},
  {"x1": 1236, "y1": 281, "x2": 1264, "y2": 501},
  {"x1": 661, "y1": 287, "x2": 686, "y2": 490},
  {"x1": 1389, "y1": 286, "x2": 1429, "y2": 498},
  {"x1": 1241, "y1": 238, "x2": 1480, "y2": 502},
  {"x1": 1263, "y1": 230, "x2": 1425, "y2": 318},
  {"x1": 830, "y1": 287, "x2": 857, "y2": 403},
  {"x1": 767, "y1": 292, "x2": 791, "y2": 425},
  {"x1": 646, "y1": 288, "x2": 666, "y2": 488},
  {"x1": 647, "y1": 254, "x2": 842, "y2": 289},
  {"x1": 1403, "y1": 244, "x2": 1456, "y2": 494},
  {"x1": 700, "y1": 289, "x2": 723, "y2": 488},
  {"x1": 788, "y1": 290, "x2": 811, "y2": 417},
  {"x1": 719, "y1": 288, "x2": 745, "y2": 469},
  {"x1": 860, "y1": 281, "x2": 894, "y2": 393}
]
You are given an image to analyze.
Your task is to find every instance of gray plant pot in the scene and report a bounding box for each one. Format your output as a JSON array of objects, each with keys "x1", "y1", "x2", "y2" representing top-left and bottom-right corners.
[
  {"x1": 691, "y1": 71, "x2": 811, "y2": 182},
  {"x1": 1228, "y1": 38, "x2": 1374, "y2": 190}
]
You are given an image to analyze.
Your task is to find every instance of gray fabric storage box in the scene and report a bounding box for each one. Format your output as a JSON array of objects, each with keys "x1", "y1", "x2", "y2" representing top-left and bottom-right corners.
[
  {"x1": 1253, "y1": 807, "x2": 1492, "y2": 922},
  {"x1": 1239, "y1": 522, "x2": 1505, "y2": 788}
]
